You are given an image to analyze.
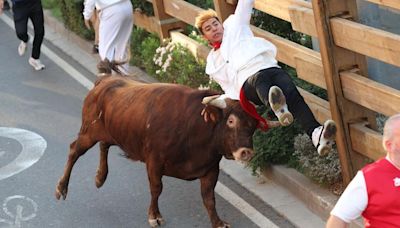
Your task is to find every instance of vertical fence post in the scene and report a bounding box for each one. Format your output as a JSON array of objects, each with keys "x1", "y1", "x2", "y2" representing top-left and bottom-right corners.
[
  {"x1": 151, "y1": 0, "x2": 186, "y2": 40},
  {"x1": 213, "y1": 0, "x2": 236, "y2": 21},
  {"x1": 311, "y1": 0, "x2": 378, "y2": 184}
]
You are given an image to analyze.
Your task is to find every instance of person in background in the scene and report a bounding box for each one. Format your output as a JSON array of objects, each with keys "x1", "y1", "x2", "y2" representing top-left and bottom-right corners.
[
  {"x1": 326, "y1": 114, "x2": 400, "y2": 228},
  {"x1": 194, "y1": 0, "x2": 337, "y2": 155},
  {"x1": 0, "y1": 0, "x2": 45, "y2": 70},
  {"x1": 83, "y1": 0, "x2": 133, "y2": 75}
]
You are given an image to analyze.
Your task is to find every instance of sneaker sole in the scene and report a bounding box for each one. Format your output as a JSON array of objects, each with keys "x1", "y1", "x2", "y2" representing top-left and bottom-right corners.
[
  {"x1": 323, "y1": 120, "x2": 337, "y2": 140},
  {"x1": 318, "y1": 120, "x2": 337, "y2": 156},
  {"x1": 269, "y1": 86, "x2": 293, "y2": 126}
]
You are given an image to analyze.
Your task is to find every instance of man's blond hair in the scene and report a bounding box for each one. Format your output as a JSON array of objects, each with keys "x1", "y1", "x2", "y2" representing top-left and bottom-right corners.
[{"x1": 195, "y1": 9, "x2": 219, "y2": 34}]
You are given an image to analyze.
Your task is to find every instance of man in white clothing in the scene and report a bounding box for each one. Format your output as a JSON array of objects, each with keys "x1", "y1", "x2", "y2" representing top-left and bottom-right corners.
[
  {"x1": 195, "y1": 0, "x2": 336, "y2": 155},
  {"x1": 83, "y1": 0, "x2": 133, "y2": 75},
  {"x1": 326, "y1": 114, "x2": 400, "y2": 228}
]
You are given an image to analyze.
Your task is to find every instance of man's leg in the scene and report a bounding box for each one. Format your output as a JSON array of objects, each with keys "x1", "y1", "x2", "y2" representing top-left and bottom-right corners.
[
  {"x1": 27, "y1": 0, "x2": 45, "y2": 70},
  {"x1": 13, "y1": 4, "x2": 29, "y2": 56},
  {"x1": 29, "y1": 0, "x2": 44, "y2": 60},
  {"x1": 243, "y1": 67, "x2": 336, "y2": 155}
]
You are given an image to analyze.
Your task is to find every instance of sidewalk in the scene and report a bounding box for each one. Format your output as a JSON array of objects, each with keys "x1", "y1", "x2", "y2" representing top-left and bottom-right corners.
[{"x1": 2, "y1": 10, "x2": 361, "y2": 228}]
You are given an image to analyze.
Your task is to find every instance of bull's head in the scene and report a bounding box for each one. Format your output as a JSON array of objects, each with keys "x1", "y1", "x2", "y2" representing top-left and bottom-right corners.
[{"x1": 201, "y1": 95, "x2": 259, "y2": 163}]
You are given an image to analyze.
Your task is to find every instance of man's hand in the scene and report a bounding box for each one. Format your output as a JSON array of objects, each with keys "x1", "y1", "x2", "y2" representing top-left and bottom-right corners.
[
  {"x1": 84, "y1": 20, "x2": 92, "y2": 30},
  {"x1": 0, "y1": 0, "x2": 4, "y2": 15}
]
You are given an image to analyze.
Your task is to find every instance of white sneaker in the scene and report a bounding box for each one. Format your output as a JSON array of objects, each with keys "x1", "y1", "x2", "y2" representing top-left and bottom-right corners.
[
  {"x1": 18, "y1": 41, "x2": 27, "y2": 56},
  {"x1": 268, "y1": 86, "x2": 293, "y2": 126},
  {"x1": 312, "y1": 120, "x2": 337, "y2": 156},
  {"x1": 29, "y1": 57, "x2": 45, "y2": 71}
]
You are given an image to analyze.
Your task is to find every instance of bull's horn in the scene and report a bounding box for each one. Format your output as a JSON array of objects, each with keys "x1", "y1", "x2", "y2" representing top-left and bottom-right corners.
[{"x1": 202, "y1": 95, "x2": 227, "y2": 109}]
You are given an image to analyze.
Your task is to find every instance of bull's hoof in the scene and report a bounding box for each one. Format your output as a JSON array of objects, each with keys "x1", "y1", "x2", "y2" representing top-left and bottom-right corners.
[
  {"x1": 55, "y1": 182, "x2": 68, "y2": 200},
  {"x1": 95, "y1": 169, "x2": 108, "y2": 188},
  {"x1": 216, "y1": 221, "x2": 231, "y2": 228},
  {"x1": 148, "y1": 217, "x2": 165, "y2": 227}
]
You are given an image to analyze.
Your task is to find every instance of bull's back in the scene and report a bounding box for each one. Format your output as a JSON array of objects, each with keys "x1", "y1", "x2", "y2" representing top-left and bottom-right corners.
[{"x1": 86, "y1": 76, "x2": 219, "y2": 161}]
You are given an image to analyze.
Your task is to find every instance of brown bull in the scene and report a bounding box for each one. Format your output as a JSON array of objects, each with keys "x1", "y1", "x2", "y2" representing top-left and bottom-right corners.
[{"x1": 55, "y1": 75, "x2": 277, "y2": 228}]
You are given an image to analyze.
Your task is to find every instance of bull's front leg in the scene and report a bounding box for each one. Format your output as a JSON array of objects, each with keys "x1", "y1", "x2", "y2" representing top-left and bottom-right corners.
[
  {"x1": 95, "y1": 142, "x2": 111, "y2": 188},
  {"x1": 200, "y1": 166, "x2": 230, "y2": 228},
  {"x1": 146, "y1": 163, "x2": 165, "y2": 227}
]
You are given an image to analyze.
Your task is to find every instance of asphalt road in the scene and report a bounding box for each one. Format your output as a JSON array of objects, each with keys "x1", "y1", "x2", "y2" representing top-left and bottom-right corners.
[{"x1": 0, "y1": 13, "x2": 294, "y2": 228}]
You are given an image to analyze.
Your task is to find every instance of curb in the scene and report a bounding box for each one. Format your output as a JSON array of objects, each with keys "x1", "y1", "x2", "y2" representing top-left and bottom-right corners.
[{"x1": 38, "y1": 9, "x2": 363, "y2": 228}]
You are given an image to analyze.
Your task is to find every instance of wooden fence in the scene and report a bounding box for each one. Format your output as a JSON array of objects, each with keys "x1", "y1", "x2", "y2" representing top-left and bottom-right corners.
[{"x1": 133, "y1": 0, "x2": 400, "y2": 184}]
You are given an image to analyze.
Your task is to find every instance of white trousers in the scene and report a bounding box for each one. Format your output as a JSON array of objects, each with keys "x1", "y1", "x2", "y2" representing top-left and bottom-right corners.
[{"x1": 98, "y1": 0, "x2": 133, "y2": 71}]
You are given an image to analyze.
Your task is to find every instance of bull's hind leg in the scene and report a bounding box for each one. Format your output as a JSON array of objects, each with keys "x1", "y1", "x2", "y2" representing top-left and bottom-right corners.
[
  {"x1": 95, "y1": 142, "x2": 111, "y2": 188},
  {"x1": 200, "y1": 166, "x2": 230, "y2": 228},
  {"x1": 146, "y1": 163, "x2": 165, "y2": 227},
  {"x1": 55, "y1": 135, "x2": 97, "y2": 200}
]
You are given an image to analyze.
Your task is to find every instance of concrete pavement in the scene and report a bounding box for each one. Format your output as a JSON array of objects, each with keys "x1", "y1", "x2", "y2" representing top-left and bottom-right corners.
[{"x1": 1, "y1": 9, "x2": 363, "y2": 228}]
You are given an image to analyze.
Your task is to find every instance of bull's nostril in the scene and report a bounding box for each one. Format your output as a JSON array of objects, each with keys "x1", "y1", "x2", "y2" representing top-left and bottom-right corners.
[{"x1": 241, "y1": 150, "x2": 253, "y2": 161}]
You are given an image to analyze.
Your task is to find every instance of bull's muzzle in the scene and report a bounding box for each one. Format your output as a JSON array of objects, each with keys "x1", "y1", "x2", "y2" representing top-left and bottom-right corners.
[{"x1": 232, "y1": 148, "x2": 254, "y2": 162}]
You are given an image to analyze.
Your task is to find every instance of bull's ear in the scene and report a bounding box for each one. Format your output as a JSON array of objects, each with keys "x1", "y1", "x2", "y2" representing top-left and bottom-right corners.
[{"x1": 202, "y1": 95, "x2": 227, "y2": 109}]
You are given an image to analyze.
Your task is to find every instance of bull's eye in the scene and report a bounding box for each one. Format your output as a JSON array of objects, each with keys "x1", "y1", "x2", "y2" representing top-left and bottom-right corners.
[{"x1": 227, "y1": 115, "x2": 237, "y2": 128}]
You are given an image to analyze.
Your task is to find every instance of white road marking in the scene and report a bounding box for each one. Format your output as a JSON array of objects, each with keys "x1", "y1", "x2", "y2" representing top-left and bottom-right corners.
[
  {"x1": 216, "y1": 182, "x2": 279, "y2": 228},
  {"x1": 0, "y1": 128, "x2": 47, "y2": 181},
  {"x1": 0, "y1": 13, "x2": 279, "y2": 228},
  {"x1": 0, "y1": 195, "x2": 38, "y2": 227}
]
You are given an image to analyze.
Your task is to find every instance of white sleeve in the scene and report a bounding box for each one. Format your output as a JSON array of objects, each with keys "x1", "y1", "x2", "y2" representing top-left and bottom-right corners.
[
  {"x1": 330, "y1": 171, "x2": 368, "y2": 223},
  {"x1": 82, "y1": 0, "x2": 96, "y2": 20},
  {"x1": 234, "y1": 0, "x2": 254, "y2": 25}
]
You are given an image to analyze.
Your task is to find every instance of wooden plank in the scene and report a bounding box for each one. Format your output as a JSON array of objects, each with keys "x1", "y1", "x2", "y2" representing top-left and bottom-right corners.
[
  {"x1": 294, "y1": 54, "x2": 326, "y2": 89},
  {"x1": 254, "y1": 0, "x2": 292, "y2": 22},
  {"x1": 289, "y1": 6, "x2": 317, "y2": 37},
  {"x1": 331, "y1": 17, "x2": 400, "y2": 68},
  {"x1": 214, "y1": 0, "x2": 236, "y2": 21},
  {"x1": 170, "y1": 31, "x2": 210, "y2": 60},
  {"x1": 349, "y1": 123, "x2": 385, "y2": 161},
  {"x1": 252, "y1": 26, "x2": 321, "y2": 68},
  {"x1": 364, "y1": 0, "x2": 400, "y2": 11},
  {"x1": 298, "y1": 88, "x2": 331, "y2": 123},
  {"x1": 340, "y1": 71, "x2": 400, "y2": 116},
  {"x1": 133, "y1": 11, "x2": 159, "y2": 34},
  {"x1": 163, "y1": 0, "x2": 203, "y2": 26},
  {"x1": 251, "y1": 26, "x2": 326, "y2": 89}
]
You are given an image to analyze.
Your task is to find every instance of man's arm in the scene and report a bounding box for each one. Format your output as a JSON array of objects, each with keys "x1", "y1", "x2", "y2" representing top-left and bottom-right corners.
[
  {"x1": 0, "y1": 0, "x2": 4, "y2": 15},
  {"x1": 326, "y1": 215, "x2": 348, "y2": 228},
  {"x1": 234, "y1": 0, "x2": 254, "y2": 25}
]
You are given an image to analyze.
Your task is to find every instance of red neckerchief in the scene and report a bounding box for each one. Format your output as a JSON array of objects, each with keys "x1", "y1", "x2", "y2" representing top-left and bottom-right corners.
[
  {"x1": 239, "y1": 88, "x2": 268, "y2": 131},
  {"x1": 212, "y1": 41, "x2": 222, "y2": 50}
]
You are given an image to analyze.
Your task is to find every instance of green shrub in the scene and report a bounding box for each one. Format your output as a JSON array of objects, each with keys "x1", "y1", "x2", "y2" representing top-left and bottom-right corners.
[
  {"x1": 139, "y1": 36, "x2": 161, "y2": 76},
  {"x1": 42, "y1": 0, "x2": 62, "y2": 20},
  {"x1": 152, "y1": 40, "x2": 210, "y2": 88},
  {"x1": 59, "y1": 0, "x2": 94, "y2": 40},
  {"x1": 249, "y1": 106, "x2": 303, "y2": 173},
  {"x1": 130, "y1": 27, "x2": 159, "y2": 67},
  {"x1": 131, "y1": 0, "x2": 154, "y2": 16},
  {"x1": 293, "y1": 134, "x2": 342, "y2": 185}
]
